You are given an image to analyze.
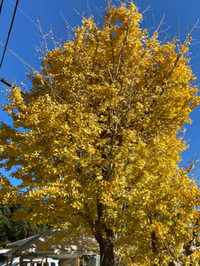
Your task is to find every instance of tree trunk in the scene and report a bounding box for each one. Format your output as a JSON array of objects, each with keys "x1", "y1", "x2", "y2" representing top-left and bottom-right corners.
[{"x1": 95, "y1": 227, "x2": 115, "y2": 266}]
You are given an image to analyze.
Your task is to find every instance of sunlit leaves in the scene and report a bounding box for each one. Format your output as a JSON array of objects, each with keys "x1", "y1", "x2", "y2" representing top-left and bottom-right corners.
[{"x1": 0, "y1": 1, "x2": 200, "y2": 265}]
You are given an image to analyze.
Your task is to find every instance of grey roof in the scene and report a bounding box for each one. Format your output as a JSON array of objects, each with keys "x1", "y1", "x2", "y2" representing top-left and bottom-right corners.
[
  {"x1": 5, "y1": 227, "x2": 99, "y2": 259},
  {"x1": 5, "y1": 228, "x2": 52, "y2": 256},
  {"x1": 7, "y1": 235, "x2": 41, "y2": 247},
  {"x1": 0, "y1": 250, "x2": 10, "y2": 254}
]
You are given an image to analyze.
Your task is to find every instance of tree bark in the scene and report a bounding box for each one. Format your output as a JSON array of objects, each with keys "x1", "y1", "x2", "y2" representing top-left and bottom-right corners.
[{"x1": 95, "y1": 227, "x2": 115, "y2": 266}]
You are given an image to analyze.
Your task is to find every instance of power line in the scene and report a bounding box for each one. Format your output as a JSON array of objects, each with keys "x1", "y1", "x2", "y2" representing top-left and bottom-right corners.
[
  {"x1": 9, "y1": 0, "x2": 38, "y2": 28},
  {"x1": 0, "y1": 0, "x2": 19, "y2": 68},
  {"x1": 0, "y1": 41, "x2": 34, "y2": 70},
  {"x1": 0, "y1": 0, "x2": 4, "y2": 14},
  {"x1": 0, "y1": 78, "x2": 14, "y2": 87},
  {"x1": 9, "y1": 0, "x2": 62, "y2": 42}
]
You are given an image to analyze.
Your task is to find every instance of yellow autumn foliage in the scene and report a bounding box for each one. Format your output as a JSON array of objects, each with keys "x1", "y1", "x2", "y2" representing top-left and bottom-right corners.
[{"x1": 0, "y1": 2, "x2": 200, "y2": 265}]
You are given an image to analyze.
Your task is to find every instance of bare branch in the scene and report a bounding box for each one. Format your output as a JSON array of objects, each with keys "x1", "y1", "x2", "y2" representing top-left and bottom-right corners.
[
  {"x1": 115, "y1": 28, "x2": 129, "y2": 80},
  {"x1": 35, "y1": 123, "x2": 44, "y2": 139},
  {"x1": 152, "y1": 13, "x2": 156, "y2": 30},
  {"x1": 141, "y1": 5, "x2": 151, "y2": 14},
  {"x1": 60, "y1": 11, "x2": 76, "y2": 32},
  {"x1": 165, "y1": 54, "x2": 181, "y2": 80},
  {"x1": 101, "y1": 51, "x2": 113, "y2": 82},
  {"x1": 86, "y1": 0, "x2": 92, "y2": 16},
  {"x1": 73, "y1": 8, "x2": 86, "y2": 20},
  {"x1": 37, "y1": 19, "x2": 48, "y2": 51},
  {"x1": 156, "y1": 13, "x2": 165, "y2": 32}
]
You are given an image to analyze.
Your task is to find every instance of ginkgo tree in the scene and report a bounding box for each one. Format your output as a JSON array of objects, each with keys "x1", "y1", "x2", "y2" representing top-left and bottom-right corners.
[{"x1": 0, "y1": 1, "x2": 200, "y2": 266}]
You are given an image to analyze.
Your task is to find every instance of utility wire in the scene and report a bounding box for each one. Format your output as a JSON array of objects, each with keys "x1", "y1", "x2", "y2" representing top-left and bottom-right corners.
[
  {"x1": 0, "y1": 0, "x2": 4, "y2": 14},
  {"x1": 9, "y1": 0, "x2": 62, "y2": 42},
  {"x1": 0, "y1": 41, "x2": 33, "y2": 89},
  {"x1": 9, "y1": 0, "x2": 38, "y2": 28},
  {"x1": 0, "y1": 41, "x2": 34, "y2": 70},
  {"x1": 0, "y1": 78, "x2": 14, "y2": 87},
  {"x1": 0, "y1": 0, "x2": 19, "y2": 68}
]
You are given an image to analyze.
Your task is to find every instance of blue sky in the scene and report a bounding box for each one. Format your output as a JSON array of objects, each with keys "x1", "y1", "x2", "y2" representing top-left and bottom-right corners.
[{"x1": 0, "y1": 0, "x2": 200, "y2": 184}]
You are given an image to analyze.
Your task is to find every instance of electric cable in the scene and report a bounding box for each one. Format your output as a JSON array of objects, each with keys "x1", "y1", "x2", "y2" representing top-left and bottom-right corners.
[
  {"x1": 0, "y1": 77, "x2": 14, "y2": 87},
  {"x1": 0, "y1": 41, "x2": 34, "y2": 70},
  {"x1": 0, "y1": 0, "x2": 19, "y2": 68},
  {"x1": 9, "y1": 0, "x2": 62, "y2": 42},
  {"x1": 0, "y1": 0, "x2": 4, "y2": 14},
  {"x1": 9, "y1": 0, "x2": 38, "y2": 28}
]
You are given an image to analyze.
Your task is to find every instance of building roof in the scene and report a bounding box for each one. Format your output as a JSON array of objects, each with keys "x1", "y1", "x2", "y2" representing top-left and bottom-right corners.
[
  {"x1": 0, "y1": 250, "x2": 10, "y2": 255},
  {"x1": 5, "y1": 227, "x2": 99, "y2": 259}
]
